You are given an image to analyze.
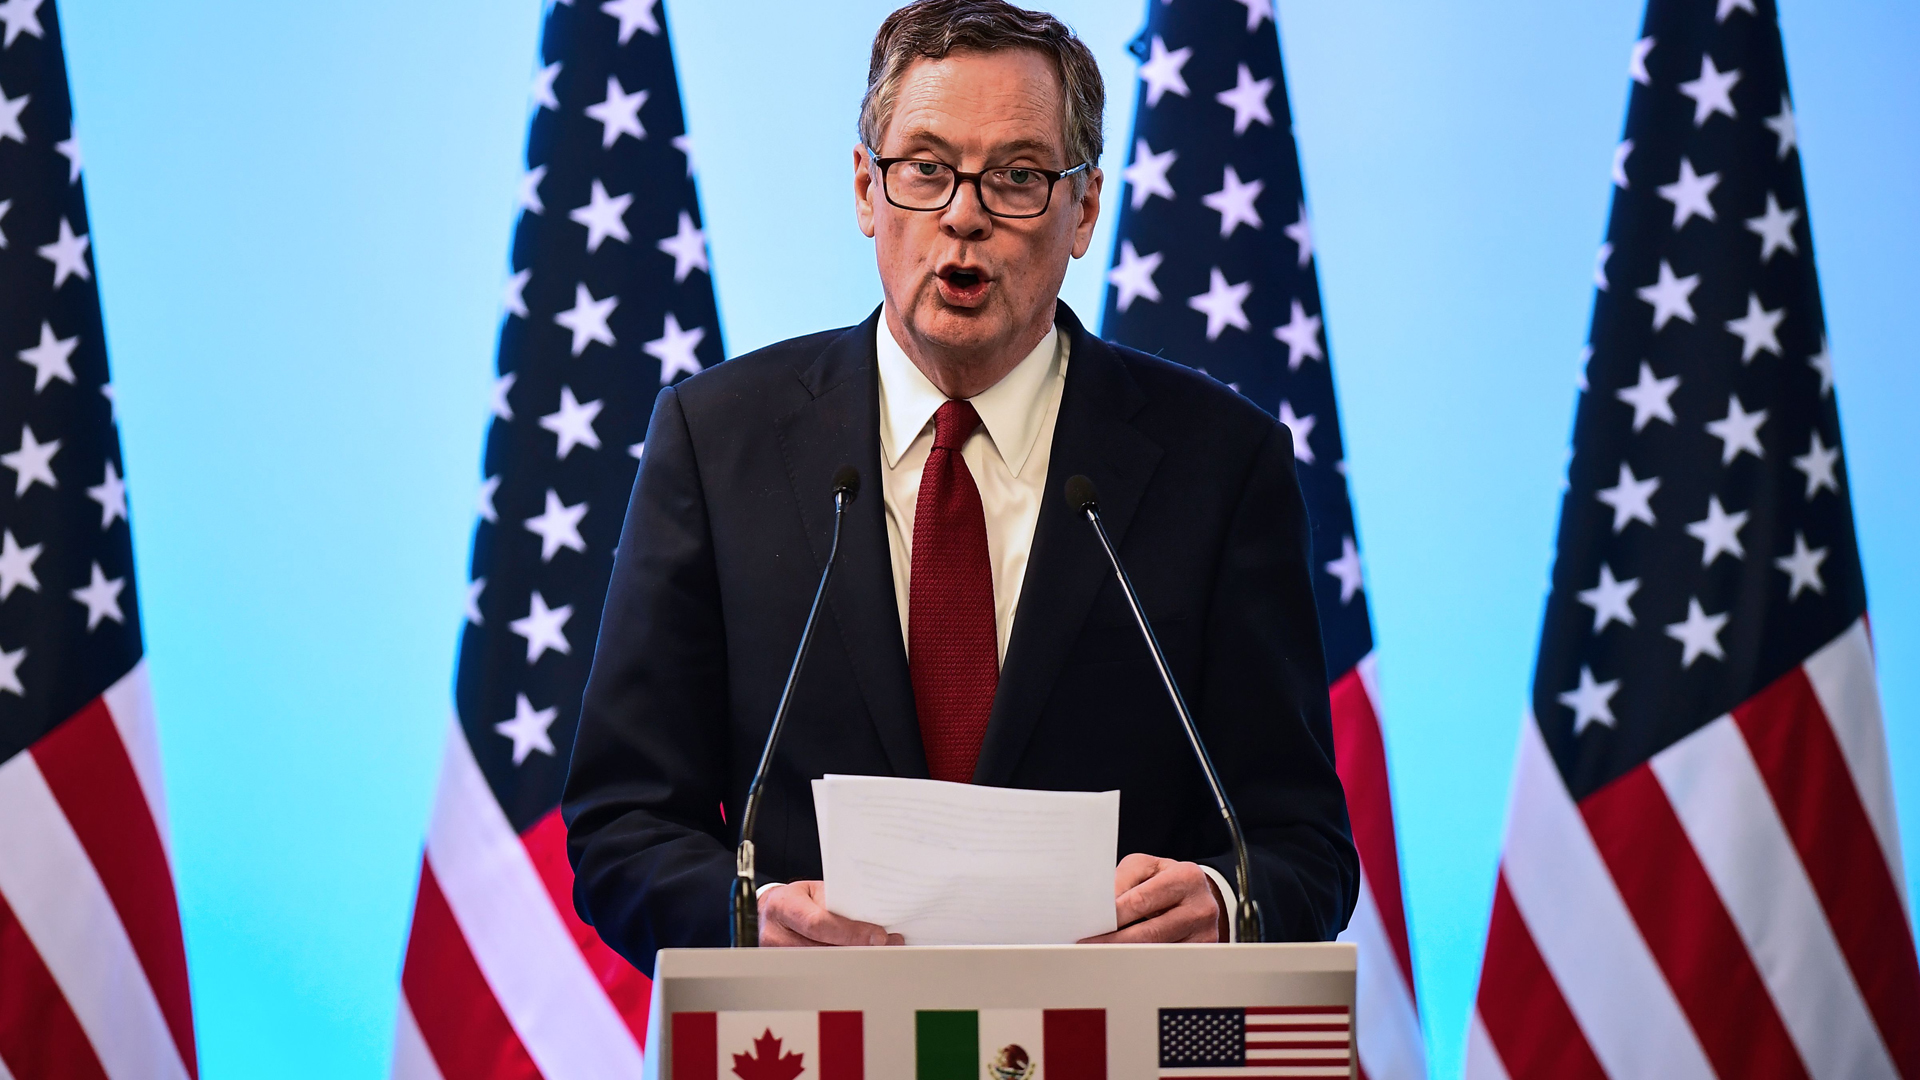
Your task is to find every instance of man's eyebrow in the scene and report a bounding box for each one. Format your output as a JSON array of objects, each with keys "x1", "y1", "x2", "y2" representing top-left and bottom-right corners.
[{"x1": 890, "y1": 130, "x2": 1063, "y2": 162}]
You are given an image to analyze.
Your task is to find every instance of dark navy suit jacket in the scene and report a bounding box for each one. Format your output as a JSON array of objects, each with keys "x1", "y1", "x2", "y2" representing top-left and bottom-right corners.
[{"x1": 562, "y1": 303, "x2": 1356, "y2": 973}]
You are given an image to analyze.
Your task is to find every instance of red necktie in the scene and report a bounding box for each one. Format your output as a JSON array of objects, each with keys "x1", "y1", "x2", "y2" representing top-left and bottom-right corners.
[{"x1": 909, "y1": 400, "x2": 999, "y2": 783}]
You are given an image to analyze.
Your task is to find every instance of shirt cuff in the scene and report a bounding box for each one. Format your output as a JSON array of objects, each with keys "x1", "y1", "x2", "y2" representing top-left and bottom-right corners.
[
  {"x1": 1198, "y1": 864, "x2": 1239, "y2": 943},
  {"x1": 755, "y1": 881, "x2": 785, "y2": 899}
]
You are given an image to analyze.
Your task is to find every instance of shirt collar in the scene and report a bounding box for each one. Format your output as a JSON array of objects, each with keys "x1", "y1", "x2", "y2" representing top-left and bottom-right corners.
[{"x1": 875, "y1": 310, "x2": 1062, "y2": 477}]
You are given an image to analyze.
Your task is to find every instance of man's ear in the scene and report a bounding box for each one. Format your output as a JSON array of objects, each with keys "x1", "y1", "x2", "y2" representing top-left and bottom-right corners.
[
  {"x1": 853, "y1": 143, "x2": 878, "y2": 239},
  {"x1": 1069, "y1": 167, "x2": 1103, "y2": 259}
]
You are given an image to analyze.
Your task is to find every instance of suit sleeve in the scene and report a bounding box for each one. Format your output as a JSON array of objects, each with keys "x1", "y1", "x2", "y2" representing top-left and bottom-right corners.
[
  {"x1": 562, "y1": 384, "x2": 733, "y2": 968},
  {"x1": 1194, "y1": 421, "x2": 1360, "y2": 941}
]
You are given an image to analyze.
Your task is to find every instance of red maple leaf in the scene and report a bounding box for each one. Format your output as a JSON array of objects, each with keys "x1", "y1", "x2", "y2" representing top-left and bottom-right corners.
[{"x1": 731, "y1": 1028, "x2": 806, "y2": 1080}]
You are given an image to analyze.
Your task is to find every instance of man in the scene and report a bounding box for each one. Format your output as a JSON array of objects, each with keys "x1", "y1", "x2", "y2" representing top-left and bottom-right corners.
[{"x1": 564, "y1": 0, "x2": 1355, "y2": 967}]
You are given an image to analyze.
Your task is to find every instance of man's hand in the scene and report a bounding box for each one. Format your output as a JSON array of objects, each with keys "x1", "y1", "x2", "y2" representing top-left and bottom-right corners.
[
  {"x1": 758, "y1": 881, "x2": 905, "y2": 947},
  {"x1": 1078, "y1": 853, "x2": 1224, "y2": 944}
]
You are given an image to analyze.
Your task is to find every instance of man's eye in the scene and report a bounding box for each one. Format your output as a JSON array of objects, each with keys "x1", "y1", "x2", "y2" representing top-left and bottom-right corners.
[
  {"x1": 1005, "y1": 169, "x2": 1034, "y2": 185},
  {"x1": 912, "y1": 162, "x2": 942, "y2": 177}
]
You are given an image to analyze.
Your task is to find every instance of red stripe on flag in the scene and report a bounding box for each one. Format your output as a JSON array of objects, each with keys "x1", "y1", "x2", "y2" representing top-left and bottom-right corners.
[
  {"x1": 1735, "y1": 667, "x2": 1920, "y2": 1076},
  {"x1": 0, "y1": 889, "x2": 110, "y2": 1080},
  {"x1": 1330, "y1": 669, "x2": 1416, "y2": 991},
  {"x1": 30, "y1": 697, "x2": 198, "y2": 1076},
  {"x1": 1247, "y1": 1005, "x2": 1349, "y2": 1015},
  {"x1": 1474, "y1": 873, "x2": 1606, "y2": 1080},
  {"x1": 521, "y1": 809, "x2": 652, "y2": 1047},
  {"x1": 400, "y1": 860, "x2": 542, "y2": 1080},
  {"x1": 819, "y1": 1010, "x2": 863, "y2": 1080},
  {"x1": 671, "y1": 1012, "x2": 718, "y2": 1080},
  {"x1": 1579, "y1": 763, "x2": 1809, "y2": 1080},
  {"x1": 1042, "y1": 1009, "x2": 1105, "y2": 1080}
]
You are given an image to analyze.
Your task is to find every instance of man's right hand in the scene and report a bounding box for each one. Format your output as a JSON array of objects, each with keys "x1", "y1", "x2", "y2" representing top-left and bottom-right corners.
[{"x1": 758, "y1": 880, "x2": 904, "y2": 947}]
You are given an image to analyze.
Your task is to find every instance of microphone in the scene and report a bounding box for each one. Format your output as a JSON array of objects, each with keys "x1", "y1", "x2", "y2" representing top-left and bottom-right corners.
[
  {"x1": 731, "y1": 464, "x2": 861, "y2": 946},
  {"x1": 1064, "y1": 474, "x2": 1264, "y2": 943}
]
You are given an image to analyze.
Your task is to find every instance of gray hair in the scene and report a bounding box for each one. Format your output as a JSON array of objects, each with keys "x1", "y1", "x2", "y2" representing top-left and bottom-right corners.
[{"x1": 859, "y1": 0, "x2": 1104, "y2": 190}]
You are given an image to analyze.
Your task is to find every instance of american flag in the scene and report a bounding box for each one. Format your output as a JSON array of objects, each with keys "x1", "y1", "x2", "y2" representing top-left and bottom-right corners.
[
  {"x1": 0, "y1": 2, "x2": 198, "y2": 1078},
  {"x1": 1466, "y1": 2, "x2": 1919, "y2": 1078},
  {"x1": 390, "y1": 0, "x2": 722, "y2": 1075},
  {"x1": 1157, "y1": 1006, "x2": 1353, "y2": 1078},
  {"x1": 1099, "y1": 3, "x2": 1424, "y2": 1078}
]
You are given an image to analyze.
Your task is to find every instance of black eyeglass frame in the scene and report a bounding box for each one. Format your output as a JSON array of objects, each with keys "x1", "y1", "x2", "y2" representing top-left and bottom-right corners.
[{"x1": 865, "y1": 147, "x2": 1093, "y2": 220}]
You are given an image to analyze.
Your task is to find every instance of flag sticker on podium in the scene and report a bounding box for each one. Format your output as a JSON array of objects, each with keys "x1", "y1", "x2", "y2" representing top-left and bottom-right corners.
[
  {"x1": 1157, "y1": 1005, "x2": 1353, "y2": 1077},
  {"x1": 670, "y1": 1010, "x2": 863, "y2": 1080},
  {"x1": 915, "y1": 1008, "x2": 1107, "y2": 1080}
]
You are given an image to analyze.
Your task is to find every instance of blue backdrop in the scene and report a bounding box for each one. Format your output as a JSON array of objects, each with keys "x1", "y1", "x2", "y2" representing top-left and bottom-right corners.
[{"x1": 55, "y1": 0, "x2": 1918, "y2": 1076}]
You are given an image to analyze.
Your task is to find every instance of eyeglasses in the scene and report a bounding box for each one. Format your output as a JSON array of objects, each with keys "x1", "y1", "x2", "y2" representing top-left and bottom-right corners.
[{"x1": 866, "y1": 148, "x2": 1091, "y2": 219}]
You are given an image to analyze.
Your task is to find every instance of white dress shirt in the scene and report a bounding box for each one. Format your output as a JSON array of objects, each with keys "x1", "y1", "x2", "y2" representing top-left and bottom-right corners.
[{"x1": 876, "y1": 311, "x2": 1067, "y2": 664}]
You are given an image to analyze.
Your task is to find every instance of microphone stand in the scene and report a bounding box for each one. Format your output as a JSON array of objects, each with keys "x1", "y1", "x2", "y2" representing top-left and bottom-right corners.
[
  {"x1": 731, "y1": 467, "x2": 860, "y2": 946},
  {"x1": 1066, "y1": 475, "x2": 1264, "y2": 943}
]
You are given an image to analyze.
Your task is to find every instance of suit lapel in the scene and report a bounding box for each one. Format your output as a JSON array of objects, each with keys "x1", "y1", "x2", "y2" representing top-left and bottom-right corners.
[
  {"x1": 972, "y1": 304, "x2": 1163, "y2": 786},
  {"x1": 774, "y1": 308, "x2": 928, "y2": 778}
]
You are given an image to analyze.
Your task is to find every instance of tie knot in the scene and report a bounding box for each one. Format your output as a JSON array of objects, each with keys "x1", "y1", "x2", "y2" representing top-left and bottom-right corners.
[{"x1": 931, "y1": 399, "x2": 982, "y2": 451}]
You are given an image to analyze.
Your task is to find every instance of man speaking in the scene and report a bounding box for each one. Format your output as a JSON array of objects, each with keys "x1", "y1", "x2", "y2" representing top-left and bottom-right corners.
[{"x1": 563, "y1": 0, "x2": 1355, "y2": 967}]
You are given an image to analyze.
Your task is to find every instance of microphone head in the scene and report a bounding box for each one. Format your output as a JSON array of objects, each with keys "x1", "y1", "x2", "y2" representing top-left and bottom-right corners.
[
  {"x1": 1064, "y1": 474, "x2": 1099, "y2": 513},
  {"x1": 831, "y1": 464, "x2": 862, "y2": 504}
]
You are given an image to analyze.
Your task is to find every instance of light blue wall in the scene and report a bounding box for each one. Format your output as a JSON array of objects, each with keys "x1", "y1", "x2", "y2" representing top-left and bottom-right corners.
[{"x1": 58, "y1": 0, "x2": 1918, "y2": 1076}]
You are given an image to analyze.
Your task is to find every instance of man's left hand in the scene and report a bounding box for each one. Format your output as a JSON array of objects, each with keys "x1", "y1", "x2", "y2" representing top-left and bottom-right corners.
[{"x1": 1077, "y1": 853, "x2": 1224, "y2": 944}]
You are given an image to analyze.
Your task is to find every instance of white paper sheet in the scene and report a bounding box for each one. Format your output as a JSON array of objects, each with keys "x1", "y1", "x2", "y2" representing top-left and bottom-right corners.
[{"x1": 812, "y1": 773, "x2": 1119, "y2": 945}]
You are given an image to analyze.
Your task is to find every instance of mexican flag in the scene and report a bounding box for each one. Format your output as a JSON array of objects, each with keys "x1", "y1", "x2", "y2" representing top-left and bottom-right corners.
[
  {"x1": 671, "y1": 1010, "x2": 863, "y2": 1080},
  {"x1": 916, "y1": 1009, "x2": 1106, "y2": 1080}
]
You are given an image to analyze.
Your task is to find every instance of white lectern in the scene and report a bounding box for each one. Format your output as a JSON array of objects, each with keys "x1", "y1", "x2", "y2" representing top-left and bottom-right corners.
[{"x1": 644, "y1": 942, "x2": 1356, "y2": 1080}]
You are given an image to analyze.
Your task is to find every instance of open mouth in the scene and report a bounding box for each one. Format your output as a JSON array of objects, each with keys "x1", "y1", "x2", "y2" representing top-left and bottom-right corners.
[{"x1": 937, "y1": 264, "x2": 990, "y2": 305}]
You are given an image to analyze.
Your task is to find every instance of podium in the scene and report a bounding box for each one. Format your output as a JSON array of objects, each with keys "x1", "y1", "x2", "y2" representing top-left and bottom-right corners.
[{"x1": 644, "y1": 942, "x2": 1357, "y2": 1079}]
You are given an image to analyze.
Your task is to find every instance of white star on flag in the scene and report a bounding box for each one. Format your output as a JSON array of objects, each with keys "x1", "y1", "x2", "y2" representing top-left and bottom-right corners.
[
  {"x1": 1807, "y1": 336, "x2": 1834, "y2": 396},
  {"x1": 55, "y1": 134, "x2": 81, "y2": 183},
  {"x1": 600, "y1": 0, "x2": 659, "y2": 43},
  {"x1": 1611, "y1": 140, "x2": 1633, "y2": 189},
  {"x1": 1106, "y1": 240, "x2": 1162, "y2": 312},
  {"x1": 1745, "y1": 193, "x2": 1800, "y2": 262},
  {"x1": 517, "y1": 165, "x2": 547, "y2": 214},
  {"x1": 1774, "y1": 531, "x2": 1828, "y2": 600},
  {"x1": 569, "y1": 179, "x2": 633, "y2": 252},
  {"x1": 1724, "y1": 292, "x2": 1784, "y2": 362},
  {"x1": 71, "y1": 561, "x2": 126, "y2": 630},
  {"x1": 0, "y1": 86, "x2": 26, "y2": 145},
  {"x1": 1665, "y1": 597, "x2": 1729, "y2": 667},
  {"x1": 495, "y1": 694, "x2": 559, "y2": 765},
  {"x1": 490, "y1": 373, "x2": 516, "y2": 421},
  {"x1": 1678, "y1": 54, "x2": 1740, "y2": 126},
  {"x1": 1657, "y1": 158, "x2": 1720, "y2": 229},
  {"x1": 1284, "y1": 203, "x2": 1313, "y2": 267},
  {"x1": 1716, "y1": 0, "x2": 1757, "y2": 23},
  {"x1": 645, "y1": 312, "x2": 706, "y2": 384},
  {"x1": 502, "y1": 268, "x2": 533, "y2": 319},
  {"x1": 1685, "y1": 495, "x2": 1748, "y2": 565},
  {"x1": 1138, "y1": 36, "x2": 1191, "y2": 107},
  {"x1": 86, "y1": 461, "x2": 127, "y2": 529},
  {"x1": 0, "y1": 529, "x2": 41, "y2": 600},
  {"x1": 553, "y1": 282, "x2": 618, "y2": 356},
  {"x1": 1186, "y1": 268, "x2": 1252, "y2": 341},
  {"x1": 1594, "y1": 242, "x2": 1613, "y2": 291},
  {"x1": 37, "y1": 217, "x2": 91, "y2": 287},
  {"x1": 1705, "y1": 395, "x2": 1767, "y2": 464},
  {"x1": 585, "y1": 75, "x2": 647, "y2": 147},
  {"x1": 1324, "y1": 535, "x2": 1363, "y2": 604},
  {"x1": 1596, "y1": 461, "x2": 1659, "y2": 532},
  {"x1": 1615, "y1": 361, "x2": 1679, "y2": 432},
  {"x1": 0, "y1": 0, "x2": 46, "y2": 47},
  {"x1": 1577, "y1": 564, "x2": 1640, "y2": 632},
  {"x1": 1123, "y1": 138, "x2": 1177, "y2": 210},
  {"x1": 1764, "y1": 94, "x2": 1797, "y2": 159},
  {"x1": 1628, "y1": 36, "x2": 1655, "y2": 85},
  {"x1": 509, "y1": 591, "x2": 574, "y2": 663},
  {"x1": 1636, "y1": 259, "x2": 1699, "y2": 330},
  {"x1": 0, "y1": 644, "x2": 22, "y2": 698},
  {"x1": 1214, "y1": 64, "x2": 1274, "y2": 134},
  {"x1": 465, "y1": 578, "x2": 486, "y2": 626},
  {"x1": 524, "y1": 489, "x2": 588, "y2": 562},
  {"x1": 0, "y1": 198, "x2": 11, "y2": 248},
  {"x1": 477, "y1": 475, "x2": 501, "y2": 523},
  {"x1": 3, "y1": 424, "x2": 59, "y2": 495},
  {"x1": 671, "y1": 133, "x2": 696, "y2": 177},
  {"x1": 1558, "y1": 666, "x2": 1621, "y2": 733},
  {"x1": 17, "y1": 320, "x2": 78, "y2": 392},
  {"x1": 1277, "y1": 401, "x2": 1316, "y2": 464},
  {"x1": 1201, "y1": 165, "x2": 1263, "y2": 237},
  {"x1": 1272, "y1": 299, "x2": 1324, "y2": 369},
  {"x1": 531, "y1": 61, "x2": 562, "y2": 111},
  {"x1": 539, "y1": 386, "x2": 604, "y2": 459},
  {"x1": 1232, "y1": 0, "x2": 1273, "y2": 31},
  {"x1": 655, "y1": 210, "x2": 708, "y2": 282},
  {"x1": 1791, "y1": 430, "x2": 1840, "y2": 499}
]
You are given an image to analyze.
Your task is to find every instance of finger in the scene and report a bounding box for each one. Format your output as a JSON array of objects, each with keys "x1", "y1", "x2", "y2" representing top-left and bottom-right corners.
[
  {"x1": 1114, "y1": 865, "x2": 1201, "y2": 927},
  {"x1": 767, "y1": 886, "x2": 891, "y2": 947},
  {"x1": 1082, "y1": 896, "x2": 1216, "y2": 944},
  {"x1": 1112, "y1": 853, "x2": 1164, "y2": 896}
]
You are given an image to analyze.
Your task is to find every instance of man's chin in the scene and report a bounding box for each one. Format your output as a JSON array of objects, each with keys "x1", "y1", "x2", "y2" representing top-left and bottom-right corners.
[{"x1": 909, "y1": 302, "x2": 1005, "y2": 353}]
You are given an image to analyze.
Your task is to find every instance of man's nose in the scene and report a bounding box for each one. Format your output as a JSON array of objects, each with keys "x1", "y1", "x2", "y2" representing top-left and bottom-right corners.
[{"x1": 940, "y1": 177, "x2": 994, "y2": 240}]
